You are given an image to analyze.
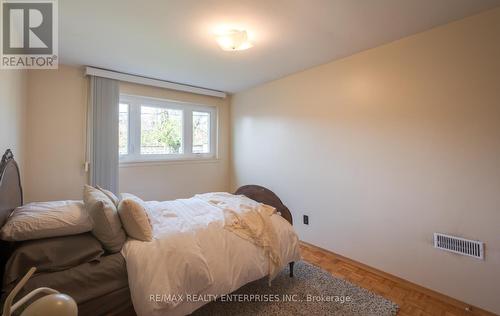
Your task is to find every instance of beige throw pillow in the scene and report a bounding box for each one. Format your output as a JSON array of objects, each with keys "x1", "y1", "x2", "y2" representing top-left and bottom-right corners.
[
  {"x1": 118, "y1": 193, "x2": 153, "y2": 242},
  {"x1": 83, "y1": 185, "x2": 126, "y2": 252},
  {"x1": 96, "y1": 185, "x2": 119, "y2": 207}
]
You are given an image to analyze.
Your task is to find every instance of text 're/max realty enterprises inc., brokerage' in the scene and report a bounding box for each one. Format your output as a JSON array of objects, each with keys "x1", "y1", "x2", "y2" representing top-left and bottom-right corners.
[{"x1": 150, "y1": 294, "x2": 353, "y2": 304}]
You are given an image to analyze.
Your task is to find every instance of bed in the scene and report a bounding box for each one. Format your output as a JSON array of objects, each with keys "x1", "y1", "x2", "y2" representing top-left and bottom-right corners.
[
  {"x1": 0, "y1": 150, "x2": 133, "y2": 315},
  {"x1": 0, "y1": 149, "x2": 300, "y2": 315}
]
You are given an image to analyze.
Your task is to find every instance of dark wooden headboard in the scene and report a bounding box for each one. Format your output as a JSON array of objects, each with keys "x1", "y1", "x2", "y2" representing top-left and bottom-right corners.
[
  {"x1": 235, "y1": 185, "x2": 293, "y2": 225},
  {"x1": 0, "y1": 149, "x2": 23, "y2": 227},
  {"x1": 0, "y1": 149, "x2": 23, "y2": 288}
]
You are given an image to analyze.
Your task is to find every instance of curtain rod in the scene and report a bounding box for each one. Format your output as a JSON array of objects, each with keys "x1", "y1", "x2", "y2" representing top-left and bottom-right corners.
[{"x1": 85, "y1": 66, "x2": 227, "y2": 98}]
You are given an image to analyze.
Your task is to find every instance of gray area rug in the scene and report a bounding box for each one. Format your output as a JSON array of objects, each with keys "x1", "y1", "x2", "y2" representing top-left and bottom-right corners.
[{"x1": 193, "y1": 261, "x2": 399, "y2": 315}]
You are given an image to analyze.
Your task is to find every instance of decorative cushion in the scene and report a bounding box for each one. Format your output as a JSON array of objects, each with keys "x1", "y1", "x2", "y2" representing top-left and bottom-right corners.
[
  {"x1": 83, "y1": 185, "x2": 126, "y2": 252},
  {"x1": 118, "y1": 193, "x2": 152, "y2": 242},
  {"x1": 0, "y1": 200, "x2": 92, "y2": 241},
  {"x1": 96, "y1": 185, "x2": 119, "y2": 207}
]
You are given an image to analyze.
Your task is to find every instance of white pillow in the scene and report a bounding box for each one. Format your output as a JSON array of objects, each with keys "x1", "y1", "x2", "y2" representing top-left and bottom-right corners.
[
  {"x1": 0, "y1": 200, "x2": 92, "y2": 241},
  {"x1": 118, "y1": 193, "x2": 153, "y2": 242}
]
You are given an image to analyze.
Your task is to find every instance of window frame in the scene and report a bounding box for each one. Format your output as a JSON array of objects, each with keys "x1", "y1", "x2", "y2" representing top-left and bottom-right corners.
[{"x1": 119, "y1": 94, "x2": 217, "y2": 163}]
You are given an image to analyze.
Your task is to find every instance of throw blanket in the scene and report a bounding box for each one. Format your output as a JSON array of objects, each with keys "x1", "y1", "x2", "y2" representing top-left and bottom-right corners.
[{"x1": 196, "y1": 193, "x2": 282, "y2": 283}]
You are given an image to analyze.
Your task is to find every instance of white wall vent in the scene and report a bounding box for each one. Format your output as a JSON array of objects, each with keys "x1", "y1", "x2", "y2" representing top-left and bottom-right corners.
[{"x1": 434, "y1": 233, "x2": 484, "y2": 259}]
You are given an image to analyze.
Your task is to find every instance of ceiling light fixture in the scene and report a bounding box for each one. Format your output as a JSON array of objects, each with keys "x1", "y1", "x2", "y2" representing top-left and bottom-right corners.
[{"x1": 215, "y1": 29, "x2": 253, "y2": 51}]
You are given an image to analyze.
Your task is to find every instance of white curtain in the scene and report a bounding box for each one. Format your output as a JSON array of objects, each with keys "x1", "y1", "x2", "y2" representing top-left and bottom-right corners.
[{"x1": 87, "y1": 76, "x2": 120, "y2": 194}]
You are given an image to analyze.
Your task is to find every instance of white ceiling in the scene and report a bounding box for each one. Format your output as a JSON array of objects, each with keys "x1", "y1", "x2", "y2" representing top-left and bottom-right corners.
[{"x1": 60, "y1": 0, "x2": 500, "y2": 93}]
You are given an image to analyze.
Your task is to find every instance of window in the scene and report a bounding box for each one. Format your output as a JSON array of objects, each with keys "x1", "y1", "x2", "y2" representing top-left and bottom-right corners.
[
  {"x1": 192, "y1": 111, "x2": 210, "y2": 154},
  {"x1": 141, "y1": 106, "x2": 183, "y2": 155},
  {"x1": 119, "y1": 95, "x2": 217, "y2": 162},
  {"x1": 119, "y1": 103, "x2": 129, "y2": 155}
]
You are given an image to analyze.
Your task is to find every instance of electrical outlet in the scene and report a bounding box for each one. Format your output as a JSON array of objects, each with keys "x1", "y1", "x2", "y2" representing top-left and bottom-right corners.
[{"x1": 303, "y1": 215, "x2": 309, "y2": 225}]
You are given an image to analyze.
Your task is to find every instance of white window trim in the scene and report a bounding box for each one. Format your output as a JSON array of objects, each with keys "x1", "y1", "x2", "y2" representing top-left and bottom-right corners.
[{"x1": 119, "y1": 94, "x2": 218, "y2": 164}]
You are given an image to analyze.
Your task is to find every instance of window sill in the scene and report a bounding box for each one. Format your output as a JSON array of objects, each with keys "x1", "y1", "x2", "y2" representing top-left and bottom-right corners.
[{"x1": 119, "y1": 158, "x2": 221, "y2": 168}]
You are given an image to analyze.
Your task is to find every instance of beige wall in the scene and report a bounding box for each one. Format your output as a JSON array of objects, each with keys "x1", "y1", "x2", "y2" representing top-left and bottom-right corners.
[
  {"x1": 0, "y1": 70, "x2": 27, "y2": 179},
  {"x1": 22, "y1": 65, "x2": 230, "y2": 202},
  {"x1": 119, "y1": 82, "x2": 230, "y2": 200},
  {"x1": 231, "y1": 8, "x2": 500, "y2": 314},
  {"x1": 25, "y1": 65, "x2": 88, "y2": 202}
]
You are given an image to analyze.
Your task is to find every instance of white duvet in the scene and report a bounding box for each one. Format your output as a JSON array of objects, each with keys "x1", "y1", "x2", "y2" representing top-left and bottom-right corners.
[{"x1": 121, "y1": 193, "x2": 301, "y2": 316}]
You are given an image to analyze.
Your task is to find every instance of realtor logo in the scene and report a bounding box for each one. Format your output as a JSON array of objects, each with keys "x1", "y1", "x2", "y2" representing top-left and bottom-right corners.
[{"x1": 1, "y1": 0, "x2": 58, "y2": 69}]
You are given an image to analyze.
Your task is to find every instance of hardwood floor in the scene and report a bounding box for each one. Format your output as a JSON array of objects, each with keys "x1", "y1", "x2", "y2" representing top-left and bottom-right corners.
[{"x1": 299, "y1": 242, "x2": 496, "y2": 316}]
